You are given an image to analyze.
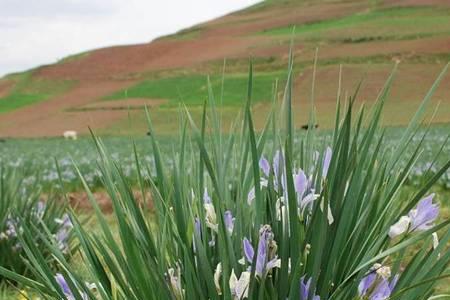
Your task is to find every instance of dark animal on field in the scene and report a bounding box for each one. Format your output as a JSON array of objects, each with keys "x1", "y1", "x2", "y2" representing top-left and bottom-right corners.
[
  {"x1": 0, "y1": 139, "x2": 6, "y2": 143},
  {"x1": 301, "y1": 124, "x2": 319, "y2": 130}
]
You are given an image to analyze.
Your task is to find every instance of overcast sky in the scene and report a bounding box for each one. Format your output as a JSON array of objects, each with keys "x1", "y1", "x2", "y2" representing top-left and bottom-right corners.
[{"x1": 0, "y1": 0, "x2": 260, "y2": 77}]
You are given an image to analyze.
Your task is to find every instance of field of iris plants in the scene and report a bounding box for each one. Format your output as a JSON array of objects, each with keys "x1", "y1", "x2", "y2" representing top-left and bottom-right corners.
[
  {"x1": 0, "y1": 57, "x2": 450, "y2": 299},
  {"x1": 1, "y1": 125, "x2": 449, "y2": 192}
]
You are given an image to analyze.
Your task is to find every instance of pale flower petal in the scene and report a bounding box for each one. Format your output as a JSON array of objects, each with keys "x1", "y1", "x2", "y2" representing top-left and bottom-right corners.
[
  {"x1": 214, "y1": 263, "x2": 222, "y2": 295},
  {"x1": 388, "y1": 216, "x2": 411, "y2": 238},
  {"x1": 432, "y1": 232, "x2": 439, "y2": 250},
  {"x1": 235, "y1": 271, "x2": 250, "y2": 299}
]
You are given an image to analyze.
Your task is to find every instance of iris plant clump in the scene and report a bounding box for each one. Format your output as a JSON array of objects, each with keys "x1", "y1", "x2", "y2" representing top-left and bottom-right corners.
[
  {"x1": 1, "y1": 57, "x2": 450, "y2": 300},
  {"x1": 0, "y1": 168, "x2": 76, "y2": 282}
]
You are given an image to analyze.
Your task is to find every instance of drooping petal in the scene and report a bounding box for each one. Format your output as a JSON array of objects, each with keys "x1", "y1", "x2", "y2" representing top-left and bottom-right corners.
[
  {"x1": 266, "y1": 257, "x2": 281, "y2": 270},
  {"x1": 204, "y1": 203, "x2": 218, "y2": 232},
  {"x1": 300, "y1": 193, "x2": 319, "y2": 212},
  {"x1": 259, "y1": 156, "x2": 270, "y2": 177},
  {"x1": 388, "y1": 216, "x2": 411, "y2": 238},
  {"x1": 326, "y1": 203, "x2": 334, "y2": 225},
  {"x1": 275, "y1": 197, "x2": 285, "y2": 221},
  {"x1": 409, "y1": 194, "x2": 439, "y2": 231},
  {"x1": 55, "y1": 273, "x2": 73, "y2": 297},
  {"x1": 358, "y1": 273, "x2": 376, "y2": 296},
  {"x1": 243, "y1": 238, "x2": 254, "y2": 263},
  {"x1": 235, "y1": 271, "x2": 250, "y2": 299},
  {"x1": 229, "y1": 269, "x2": 238, "y2": 296},
  {"x1": 322, "y1": 147, "x2": 332, "y2": 178},
  {"x1": 214, "y1": 263, "x2": 222, "y2": 295},
  {"x1": 389, "y1": 274, "x2": 399, "y2": 292},
  {"x1": 370, "y1": 278, "x2": 391, "y2": 300},
  {"x1": 294, "y1": 170, "x2": 307, "y2": 199}
]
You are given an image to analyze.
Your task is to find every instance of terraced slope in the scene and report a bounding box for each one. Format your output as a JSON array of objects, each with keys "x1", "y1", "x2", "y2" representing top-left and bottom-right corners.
[{"x1": 1, "y1": 0, "x2": 450, "y2": 137}]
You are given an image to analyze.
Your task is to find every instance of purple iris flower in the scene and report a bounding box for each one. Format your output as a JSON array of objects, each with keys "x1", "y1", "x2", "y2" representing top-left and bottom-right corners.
[
  {"x1": 243, "y1": 238, "x2": 254, "y2": 263},
  {"x1": 273, "y1": 150, "x2": 284, "y2": 177},
  {"x1": 294, "y1": 170, "x2": 308, "y2": 199},
  {"x1": 55, "y1": 214, "x2": 73, "y2": 254},
  {"x1": 55, "y1": 214, "x2": 73, "y2": 229},
  {"x1": 242, "y1": 226, "x2": 279, "y2": 278},
  {"x1": 55, "y1": 273, "x2": 75, "y2": 299},
  {"x1": 409, "y1": 194, "x2": 439, "y2": 231},
  {"x1": 300, "y1": 276, "x2": 320, "y2": 300},
  {"x1": 55, "y1": 273, "x2": 87, "y2": 300},
  {"x1": 358, "y1": 273, "x2": 376, "y2": 296},
  {"x1": 370, "y1": 278, "x2": 391, "y2": 300},
  {"x1": 224, "y1": 210, "x2": 235, "y2": 233},
  {"x1": 358, "y1": 273, "x2": 398, "y2": 300},
  {"x1": 255, "y1": 229, "x2": 269, "y2": 277},
  {"x1": 203, "y1": 188, "x2": 211, "y2": 204},
  {"x1": 55, "y1": 228, "x2": 70, "y2": 253},
  {"x1": 259, "y1": 156, "x2": 270, "y2": 177},
  {"x1": 322, "y1": 147, "x2": 332, "y2": 178}
]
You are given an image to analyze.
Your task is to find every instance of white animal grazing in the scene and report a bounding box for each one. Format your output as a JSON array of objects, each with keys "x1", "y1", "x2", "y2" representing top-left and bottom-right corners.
[{"x1": 63, "y1": 131, "x2": 78, "y2": 140}]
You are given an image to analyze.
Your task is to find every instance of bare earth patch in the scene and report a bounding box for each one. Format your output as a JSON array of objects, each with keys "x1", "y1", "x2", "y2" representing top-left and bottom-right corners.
[
  {"x1": 0, "y1": 79, "x2": 14, "y2": 98},
  {"x1": 68, "y1": 190, "x2": 153, "y2": 214}
]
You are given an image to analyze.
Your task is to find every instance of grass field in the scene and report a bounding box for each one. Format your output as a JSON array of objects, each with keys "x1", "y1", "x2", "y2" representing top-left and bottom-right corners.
[
  {"x1": 104, "y1": 72, "x2": 284, "y2": 106},
  {"x1": 263, "y1": 6, "x2": 450, "y2": 40},
  {"x1": 0, "y1": 72, "x2": 74, "y2": 114}
]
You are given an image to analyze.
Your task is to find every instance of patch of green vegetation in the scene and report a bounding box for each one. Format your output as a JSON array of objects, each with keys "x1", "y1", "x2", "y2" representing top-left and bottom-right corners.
[
  {"x1": 0, "y1": 71, "x2": 75, "y2": 113},
  {"x1": 105, "y1": 72, "x2": 284, "y2": 106},
  {"x1": 262, "y1": 6, "x2": 450, "y2": 41}
]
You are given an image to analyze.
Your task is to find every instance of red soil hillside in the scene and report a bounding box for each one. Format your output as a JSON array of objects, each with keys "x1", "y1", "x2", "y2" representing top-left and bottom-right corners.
[{"x1": 1, "y1": 0, "x2": 450, "y2": 137}]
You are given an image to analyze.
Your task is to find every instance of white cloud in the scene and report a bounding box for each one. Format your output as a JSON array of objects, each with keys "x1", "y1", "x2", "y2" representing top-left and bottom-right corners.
[{"x1": 0, "y1": 0, "x2": 260, "y2": 77}]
